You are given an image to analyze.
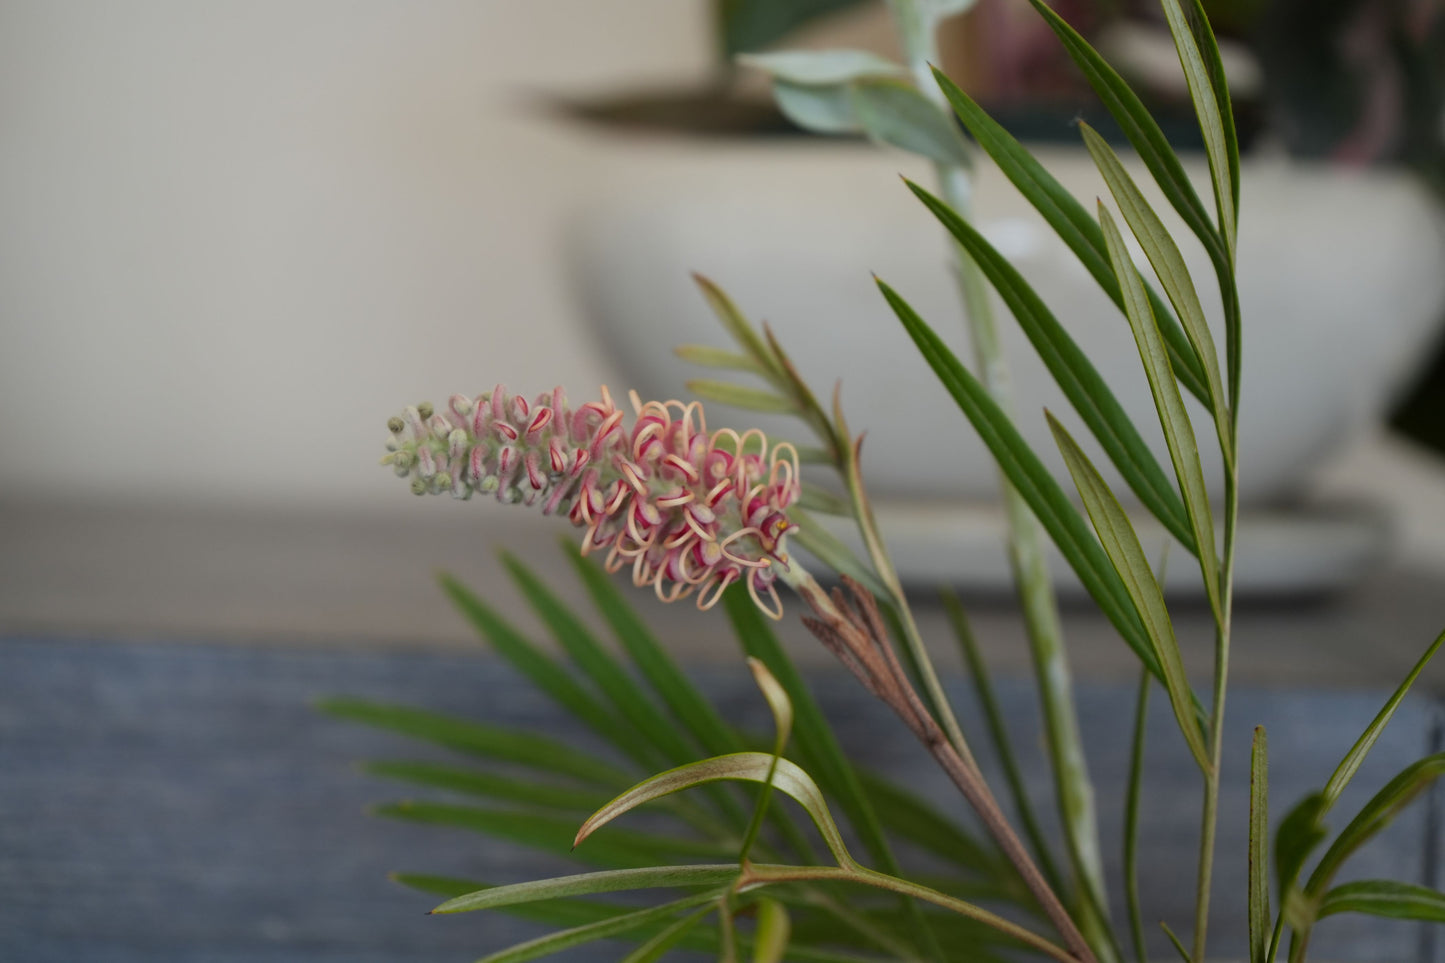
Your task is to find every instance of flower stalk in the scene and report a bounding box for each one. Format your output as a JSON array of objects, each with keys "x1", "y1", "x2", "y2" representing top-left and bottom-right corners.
[
  {"x1": 884, "y1": 1, "x2": 1112, "y2": 954},
  {"x1": 781, "y1": 563, "x2": 1097, "y2": 963}
]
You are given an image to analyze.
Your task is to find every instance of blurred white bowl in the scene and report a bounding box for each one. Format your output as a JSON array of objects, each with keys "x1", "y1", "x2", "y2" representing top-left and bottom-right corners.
[{"x1": 569, "y1": 139, "x2": 1445, "y2": 506}]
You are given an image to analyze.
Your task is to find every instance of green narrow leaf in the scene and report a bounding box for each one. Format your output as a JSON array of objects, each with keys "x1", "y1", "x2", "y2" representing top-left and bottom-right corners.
[
  {"x1": 738, "y1": 658, "x2": 795, "y2": 862},
  {"x1": 1249, "y1": 726, "x2": 1270, "y2": 963},
  {"x1": 375, "y1": 801, "x2": 734, "y2": 868},
  {"x1": 566, "y1": 544, "x2": 743, "y2": 760},
  {"x1": 675, "y1": 344, "x2": 769, "y2": 375},
  {"x1": 942, "y1": 591, "x2": 1066, "y2": 895},
  {"x1": 1186, "y1": 0, "x2": 1240, "y2": 217},
  {"x1": 693, "y1": 274, "x2": 787, "y2": 378},
  {"x1": 500, "y1": 553, "x2": 732, "y2": 788},
  {"x1": 876, "y1": 278, "x2": 1160, "y2": 679},
  {"x1": 413, "y1": 873, "x2": 865, "y2": 962},
  {"x1": 360, "y1": 760, "x2": 612, "y2": 812},
  {"x1": 1023, "y1": 0, "x2": 1225, "y2": 265},
  {"x1": 1096, "y1": 205, "x2": 1223, "y2": 624},
  {"x1": 901, "y1": 179, "x2": 1196, "y2": 552},
  {"x1": 850, "y1": 77, "x2": 972, "y2": 167},
  {"x1": 316, "y1": 698, "x2": 629, "y2": 788},
  {"x1": 1273, "y1": 792, "x2": 1329, "y2": 907},
  {"x1": 737, "y1": 49, "x2": 902, "y2": 85},
  {"x1": 550, "y1": 546, "x2": 812, "y2": 861},
  {"x1": 1123, "y1": 669, "x2": 1150, "y2": 963},
  {"x1": 399, "y1": 874, "x2": 670, "y2": 933},
  {"x1": 1266, "y1": 633, "x2": 1443, "y2": 961},
  {"x1": 928, "y1": 65, "x2": 1211, "y2": 406},
  {"x1": 752, "y1": 898, "x2": 792, "y2": 963},
  {"x1": 439, "y1": 574, "x2": 648, "y2": 762},
  {"x1": 476, "y1": 891, "x2": 725, "y2": 963},
  {"x1": 1080, "y1": 123, "x2": 1231, "y2": 461},
  {"x1": 688, "y1": 379, "x2": 800, "y2": 414},
  {"x1": 431, "y1": 865, "x2": 741, "y2": 914},
  {"x1": 574, "y1": 752, "x2": 854, "y2": 867},
  {"x1": 623, "y1": 907, "x2": 713, "y2": 963},
  {"x1": 1318, "y1": 880, "x2": 1445, "y2": 923},
  {"x1": 1047, "y1": 412, "x2": 1208, "y2": 772},
  {"x1": 1322, "y1": 629, "x2": 1445, "y2": 808},
  {"x1": 1306, "y1": 754, "x2": 1445, "y2": 898},
  {"x1": 1160, "y1": 0, "x2": 1235, "y2": 259},
  {"x1": 1160, "y1": 921, "x2": 1191, "y2": 962},
  {"x1": 904, "y1": 176, "x2": 1195, "y2": 553},
  {"x1": 750, "y1": 658, "x2": 795, "y2": 754},
  {"x1": 1023, "y1": 0, "x2": 1242, "y2": 419},
  {"x1": 1271, "y1": 803, "x2": 1324, "y2": 958},
  {"x1": 1184, "y1": 0, "x2": 1245, "y2": 415},
  {"x1": 760, "y1": 312, "x2": 846, "y2": 457}
]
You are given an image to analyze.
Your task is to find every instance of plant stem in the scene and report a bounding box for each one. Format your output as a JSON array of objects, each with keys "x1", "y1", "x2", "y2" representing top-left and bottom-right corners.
[
  {"x1": 1191, "y1": 464, "x2": 1237, "y2": 963},
  {"x1": 915, "y1": 698, "x2": 1100, "y2": 963},
  {"x1": 717, "y1": 894, "x2": 738, "y2": 963},
  {"x1": 885, "y1": 2, "x2": 1112, "y2": 956},
  {"x1": 741, "y1": 862, "x2": 1080, "y2": 963},
  {"x1": 840, "y1": 435, "x2": 980, "y2": 774},
  {"x1": 783, "y1": 565, "x2": 1096, "y2": 963},
  {"x1": 1124, "y1": 668, "x2": 1150, "y2": 963},
  {"x1": 765, "y1": 319, "x2": 977, "y2": 772},
  {"x1": 945, "y1": 591, "x2": 1070, "y2": 897}
]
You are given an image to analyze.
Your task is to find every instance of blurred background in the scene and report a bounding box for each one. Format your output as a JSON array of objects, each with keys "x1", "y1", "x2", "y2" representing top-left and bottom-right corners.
[
  {"x1": 3, "y1": 1, "x2": 1445, "y2": 960},
  {"x1": 1, "y1": 0, "x2": 1444, "y2": 640}
]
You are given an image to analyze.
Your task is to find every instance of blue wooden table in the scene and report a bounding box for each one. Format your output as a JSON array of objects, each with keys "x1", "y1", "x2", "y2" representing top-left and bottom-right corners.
[{"x1": 2, "y1": 636, "x2": 1440, "y2": 962}]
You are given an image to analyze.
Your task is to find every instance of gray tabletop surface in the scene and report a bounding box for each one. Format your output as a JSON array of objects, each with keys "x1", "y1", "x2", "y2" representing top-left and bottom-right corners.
[{"x1": 3, "y1": 633, "x2": 1443, "y2": 963}]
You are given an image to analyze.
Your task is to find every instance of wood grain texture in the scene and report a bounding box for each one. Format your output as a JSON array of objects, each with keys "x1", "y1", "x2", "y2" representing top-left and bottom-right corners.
[{"x1": 2, "y1": 636, "x2": 1442, "y2": 961}]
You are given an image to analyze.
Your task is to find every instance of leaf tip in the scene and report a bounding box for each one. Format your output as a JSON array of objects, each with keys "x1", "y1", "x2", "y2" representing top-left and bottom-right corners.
[{"x1": 571, "y1": 823, "x2": 592, "y2": 849}]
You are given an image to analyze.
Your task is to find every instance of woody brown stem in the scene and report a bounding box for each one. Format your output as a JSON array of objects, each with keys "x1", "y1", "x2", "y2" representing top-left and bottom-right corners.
[{"x1": 784, "y1": 567, "x2": 1096, "y2": 963}]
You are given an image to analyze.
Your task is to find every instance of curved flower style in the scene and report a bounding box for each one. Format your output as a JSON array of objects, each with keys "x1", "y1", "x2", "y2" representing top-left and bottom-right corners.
[{"x1": 381, "y1": 385, "x2": 800, "y2": 618}]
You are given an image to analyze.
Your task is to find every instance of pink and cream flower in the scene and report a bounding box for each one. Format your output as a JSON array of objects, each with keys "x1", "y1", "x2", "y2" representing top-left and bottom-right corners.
[{"x1": 382, "y1": 385, "x2": 801, "y2": 619}]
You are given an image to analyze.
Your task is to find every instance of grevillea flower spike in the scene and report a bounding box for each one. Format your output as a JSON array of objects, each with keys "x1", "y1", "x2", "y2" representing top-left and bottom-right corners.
[{"x1": 381, "y1": 385, "x2": 801, "y2": 619}]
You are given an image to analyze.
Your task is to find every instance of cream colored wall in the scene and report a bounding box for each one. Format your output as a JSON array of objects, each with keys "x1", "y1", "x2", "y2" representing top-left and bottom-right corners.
[{"x1": 0, "y1": 1, "x2": 711, "y2": 509}]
